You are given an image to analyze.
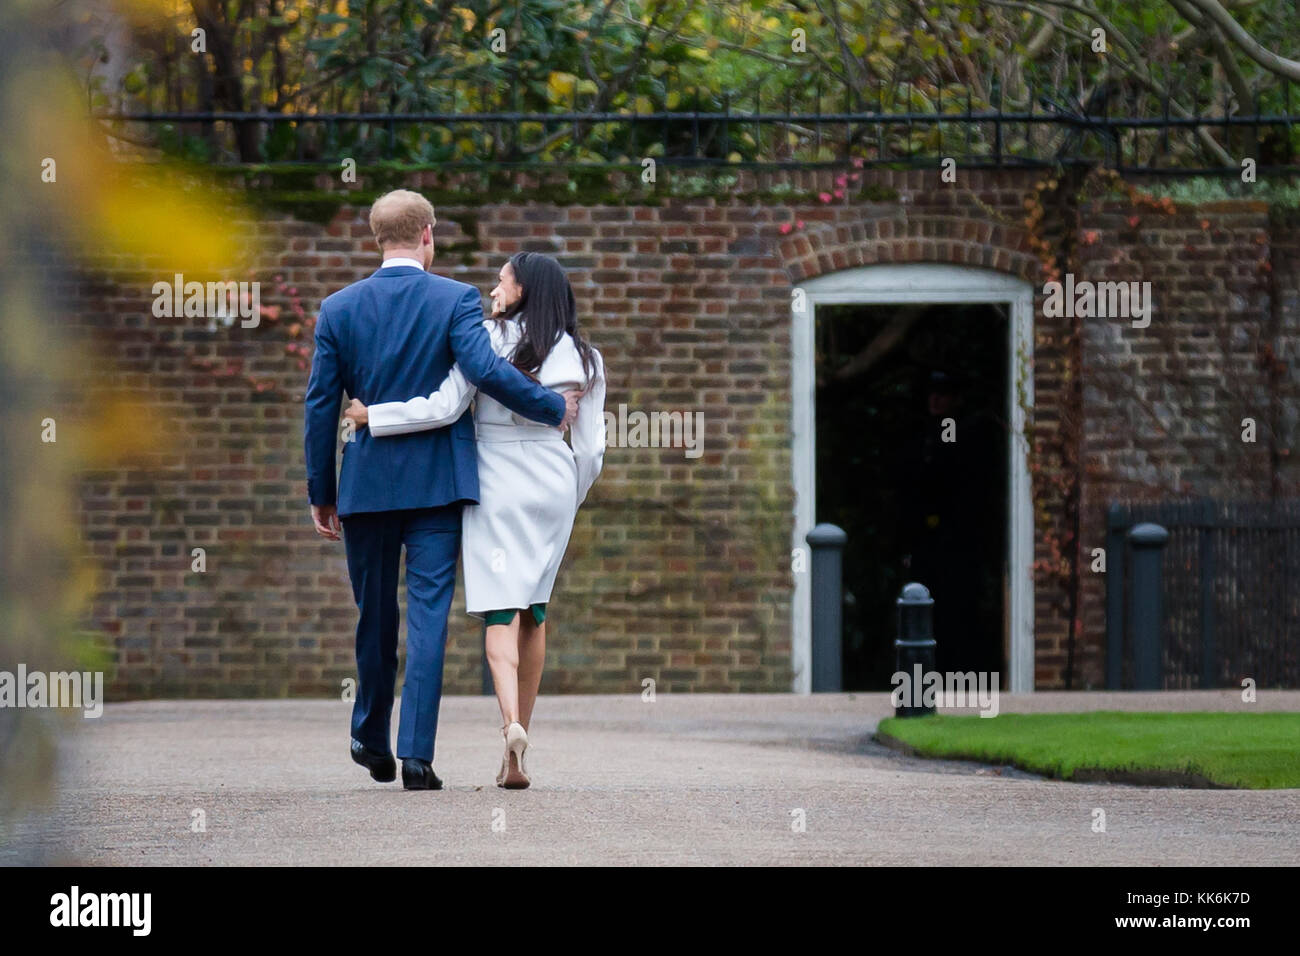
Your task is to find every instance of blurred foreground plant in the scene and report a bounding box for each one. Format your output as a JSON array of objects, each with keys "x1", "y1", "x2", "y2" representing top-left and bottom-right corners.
[{"x1": 0, "y1": 0, "x2": 249, "y2": 861}]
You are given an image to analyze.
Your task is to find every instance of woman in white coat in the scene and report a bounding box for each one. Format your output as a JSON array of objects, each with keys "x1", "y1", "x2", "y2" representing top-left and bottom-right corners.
[{"x1": 343, "y1": 252, "x2": 605, "y2": 789}]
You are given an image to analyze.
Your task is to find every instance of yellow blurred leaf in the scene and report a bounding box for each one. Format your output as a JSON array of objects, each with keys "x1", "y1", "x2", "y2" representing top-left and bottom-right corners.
[
  {"x1": 93, "y1": 176, "x2": 245, "y2": 274},
  {"x1": 547, "y1": 71, "x2": 578, "y2": 101},
  {"x1": 12, "y1": 72, "x2": 247, "y2": 274},
  {"x1": 451, "y1": 5, "x2": 476, "y2": 30},
  {"x1": 81, "y1": 398, "x2": 169, "y2": 465}
]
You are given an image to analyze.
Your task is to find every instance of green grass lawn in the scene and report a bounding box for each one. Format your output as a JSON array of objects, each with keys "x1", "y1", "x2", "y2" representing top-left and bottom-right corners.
[{"x1": 876, "y1": 711, "x2": 1300, "y2": 789}]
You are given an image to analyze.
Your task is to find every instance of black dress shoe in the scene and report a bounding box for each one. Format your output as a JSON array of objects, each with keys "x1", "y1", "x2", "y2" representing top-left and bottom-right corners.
[
  {"x1": 351, "y1": 739, "x2": 397, "y2": 782},
  {"x1": 401, "y1": 758, "x2": 443, "y2": 790}
]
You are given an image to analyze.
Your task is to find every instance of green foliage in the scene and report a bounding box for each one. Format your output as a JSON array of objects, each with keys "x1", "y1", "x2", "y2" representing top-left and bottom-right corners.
[
  {"x1": 1136, "y1": 176, "x2": 1300, "y2": 208},
  {"x1": 84, "y1": 1, "x2": 1300, "y2": 168}
]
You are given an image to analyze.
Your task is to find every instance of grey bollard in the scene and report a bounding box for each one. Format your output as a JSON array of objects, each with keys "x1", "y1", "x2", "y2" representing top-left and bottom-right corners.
[
  {"x1": 806, "y1": 523, "x2": 847, "y2": 692},
  {"x1": 1128, "y1": 522, "x2": 1169, "y2": 690},
  {"x1": 895, "y1": 582, "x2": 937, "y2": 717}
]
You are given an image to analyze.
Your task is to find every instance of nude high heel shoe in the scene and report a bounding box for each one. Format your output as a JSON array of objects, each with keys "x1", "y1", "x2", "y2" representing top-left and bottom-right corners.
[
  {"x1": 498, "y1": 721, "x2": 530, "y2": 789},
  {"x1": 495, "y1": 724, "x2": 511, "y2": 787}
]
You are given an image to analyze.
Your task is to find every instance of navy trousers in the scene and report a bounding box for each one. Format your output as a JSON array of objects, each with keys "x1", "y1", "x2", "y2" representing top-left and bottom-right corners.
[{"x1": 341, "y1": 505, "x2": 461, "y2": 762}]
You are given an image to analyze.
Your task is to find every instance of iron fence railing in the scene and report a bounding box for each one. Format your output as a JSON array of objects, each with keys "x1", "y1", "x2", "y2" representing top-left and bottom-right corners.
[
  {"x1": 93, "y1": 80, "x2": 1300, "y2": 173},
  {"x1": 1106, "y1": 499, "x2": 1300, "y2": 690}
]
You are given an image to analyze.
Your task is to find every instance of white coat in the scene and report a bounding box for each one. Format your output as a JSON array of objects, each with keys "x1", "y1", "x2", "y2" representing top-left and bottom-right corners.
[{"x1": 367, "y1": 317, "x2": 606, "y2": 616}]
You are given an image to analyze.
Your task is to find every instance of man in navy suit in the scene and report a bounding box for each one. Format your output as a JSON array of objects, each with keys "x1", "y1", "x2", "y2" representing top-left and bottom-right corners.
[{"x1": 304, "y1": 190, "x2": 579, "y2": 790}]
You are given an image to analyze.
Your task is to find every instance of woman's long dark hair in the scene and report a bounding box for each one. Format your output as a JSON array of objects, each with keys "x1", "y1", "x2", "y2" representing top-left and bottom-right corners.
[{"x1": 497, "y1": 252, "x2": 597, "y2": 383}]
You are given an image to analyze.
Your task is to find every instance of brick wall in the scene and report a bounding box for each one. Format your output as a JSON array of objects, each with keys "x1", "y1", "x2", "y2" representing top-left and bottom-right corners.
[
  {"x1": 1074, "y1": 199, "x2": 1300, "y2": 686},
  {"x1": 69, "y1": 168, "x2": 1300, "y2": 696}
]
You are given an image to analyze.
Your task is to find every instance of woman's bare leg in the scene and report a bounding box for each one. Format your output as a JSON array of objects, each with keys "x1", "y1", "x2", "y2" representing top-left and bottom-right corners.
[
  {"x1": 485, "y1": 614, "x2": 522, "y2": 727},
  {"x1": 516, "y1": 615, "x2": 547, "y2": 732}
]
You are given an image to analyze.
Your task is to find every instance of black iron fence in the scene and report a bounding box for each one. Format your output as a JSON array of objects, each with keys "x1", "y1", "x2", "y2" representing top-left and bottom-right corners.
[
  {"x1": 93, "y1": 79, "x2": 1300, "y2": 173},
  {"x1": 1106, "y1": 499, "x2": 1300, "y2": 690}
]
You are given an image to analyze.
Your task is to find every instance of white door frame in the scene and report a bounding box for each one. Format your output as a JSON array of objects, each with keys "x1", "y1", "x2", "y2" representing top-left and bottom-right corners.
[{"x1": 791, "y1": 263, "x2": 1035, "y2": 693}]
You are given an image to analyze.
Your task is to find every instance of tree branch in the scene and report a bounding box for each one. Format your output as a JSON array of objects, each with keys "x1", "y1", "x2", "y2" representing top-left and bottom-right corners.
[{"x1": 1178, "y1": 0, "x2": 1300, "y2": 81}]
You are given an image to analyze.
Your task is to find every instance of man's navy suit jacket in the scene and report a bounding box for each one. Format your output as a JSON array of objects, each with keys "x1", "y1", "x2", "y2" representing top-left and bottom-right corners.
[{"x1": 304, "y1": 265, "x2": 565, "y2": 517}]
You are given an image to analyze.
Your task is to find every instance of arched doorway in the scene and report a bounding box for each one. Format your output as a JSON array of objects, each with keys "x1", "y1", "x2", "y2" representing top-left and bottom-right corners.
[{"x1": 791, "y1": 263, "x2": 1035, "y2": 693}]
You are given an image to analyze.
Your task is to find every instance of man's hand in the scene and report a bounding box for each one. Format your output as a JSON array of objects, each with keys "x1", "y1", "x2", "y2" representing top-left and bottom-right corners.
[
  {"x1": 558, "y1": 388, "x2": 584, "y2": 432},
  {"x1": 343, "y1": 398, "x2": 368, "y2": 427},
  {"x1": 312, "y1": 504, "x2": 341, "y2": 541}
]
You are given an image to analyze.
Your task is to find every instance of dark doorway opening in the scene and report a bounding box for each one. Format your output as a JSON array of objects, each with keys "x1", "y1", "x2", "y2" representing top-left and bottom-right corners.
[{"x1": 815, "y1": 302, "x2": 1010, "y2": 690}]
